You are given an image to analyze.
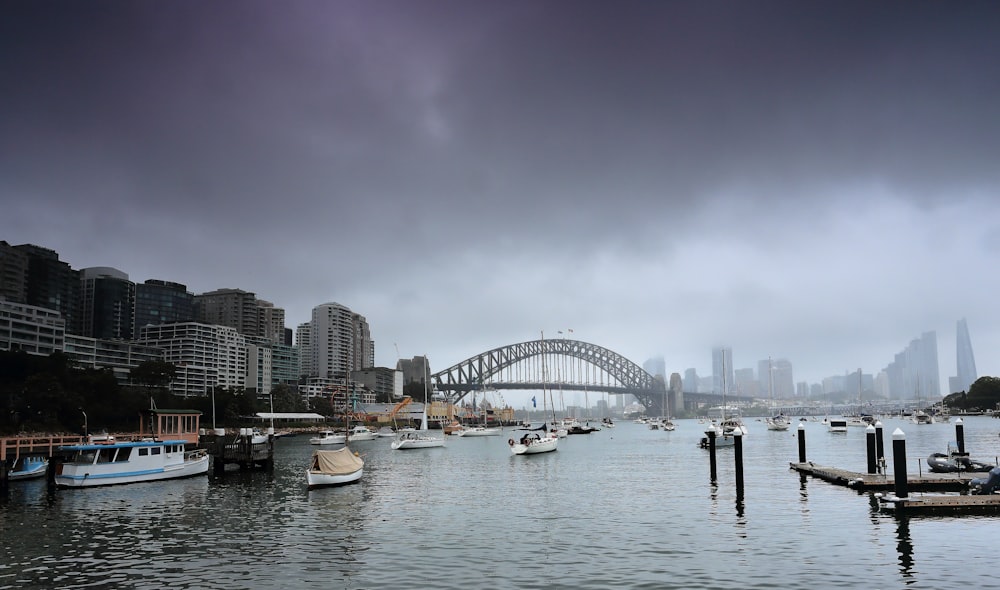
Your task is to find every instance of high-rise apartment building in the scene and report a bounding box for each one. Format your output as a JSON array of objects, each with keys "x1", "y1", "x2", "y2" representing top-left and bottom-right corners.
[
  {"x1": 953, "y1": 318, "x2": 977, "y2": 394},
  {"x1": 306, "y1": 302, "x2": 373, "y2": 380},
  {"x1": 0, "y1": 299, "x2": 65, "y2": 355},
  {"x1": 137, "y1": 322, "x2": 248, "y2": 396},
  {"x1": 195, "y1": 288, "x2": 260, "y2": 338},
  {"x1": 134, "y1": 279, "x2": 195, "y2": 333},
  {"x1": 0, "y1": 241, "x2": 29, "y2": 303},
  {"x1": 296, "y1": 321, "x2": 313, "y2": 378},
  {"x1": 13, "y1": 243, "x2": 80, "y2": 332},
  {"x1": 79, "y1": 267, "x2": 135, "y2": 340}
]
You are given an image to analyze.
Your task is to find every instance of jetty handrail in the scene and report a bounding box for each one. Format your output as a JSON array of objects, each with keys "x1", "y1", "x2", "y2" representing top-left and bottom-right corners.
[{"x1": 1, "y1": 435, "x2": 88, "y2": 460}]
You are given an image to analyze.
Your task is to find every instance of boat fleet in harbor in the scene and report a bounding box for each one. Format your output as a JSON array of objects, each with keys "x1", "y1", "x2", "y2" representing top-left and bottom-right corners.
[{"x1": 6, "y1": 404, "x2": 978, "y2": 493}]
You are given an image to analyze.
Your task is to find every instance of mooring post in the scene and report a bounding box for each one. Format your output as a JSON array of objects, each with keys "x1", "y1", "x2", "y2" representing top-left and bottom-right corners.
[
  {"x1": 734, "y1": 429, "x2": 744, "y2": 494},
  {"x1": 0, "y1": 459, "x2": 9, "y2": 496},
  {"x1": 892, "y1": 428, "x2": 908, "y2": 499},
  {"x1": 866, "y1": 424, "x2": 877, "y2": 474},
  {"x1": 955, "y1": 418, "x2": 965, "y2": 455},
  {"x1": 875, "y1": 421, "x2": 885, "y2": 473},
  {"x1": 707, "y1": 427, "x2": 717, "y2": 482},
  {"x1": 797, "y1": 422, "x2": 806, "y2": 463}
]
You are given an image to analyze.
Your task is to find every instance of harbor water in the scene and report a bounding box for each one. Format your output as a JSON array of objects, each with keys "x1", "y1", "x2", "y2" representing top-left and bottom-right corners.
[{"x1": 3, "y1": 416, "x2": 1000, "y2": 589}]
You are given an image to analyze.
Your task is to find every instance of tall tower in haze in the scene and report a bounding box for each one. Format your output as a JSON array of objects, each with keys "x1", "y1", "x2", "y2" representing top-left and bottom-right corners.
[{"x1": 954, "y1": 318, "x2": 977, "y2": 393}]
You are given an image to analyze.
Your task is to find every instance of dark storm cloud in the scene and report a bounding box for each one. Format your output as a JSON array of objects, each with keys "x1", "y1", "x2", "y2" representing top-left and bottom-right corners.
[{"x1": 2, "y1": 1, "x2": 998, "y2": 388}]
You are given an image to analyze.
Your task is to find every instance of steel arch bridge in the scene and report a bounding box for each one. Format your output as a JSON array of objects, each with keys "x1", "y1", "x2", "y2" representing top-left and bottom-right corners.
[{"x1": 431, "y1": 338, "x2": 671, "y2": 416}]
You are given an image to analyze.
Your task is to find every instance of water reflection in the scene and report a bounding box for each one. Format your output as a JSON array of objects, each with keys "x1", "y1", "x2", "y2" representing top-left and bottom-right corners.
[{"x1": 895, "y1": 516, "x2": 915, "y2": 580}]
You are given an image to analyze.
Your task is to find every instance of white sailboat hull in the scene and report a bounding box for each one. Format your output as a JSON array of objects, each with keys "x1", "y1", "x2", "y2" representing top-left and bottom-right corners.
[{"x1": 508, "y1": 435, "x2": 558, "y2": 455}]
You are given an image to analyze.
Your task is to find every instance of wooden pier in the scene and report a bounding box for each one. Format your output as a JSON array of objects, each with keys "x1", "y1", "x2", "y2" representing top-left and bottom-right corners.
[
  {"x1": 202, "y1": 430, "x2": 274, "y2": 473},
  {"x1": 789, "y1": 461, "x2": 984, "y2": 492},
  {"x1": 876, "y1": 493, "x2": 1000, "y2": 515}
]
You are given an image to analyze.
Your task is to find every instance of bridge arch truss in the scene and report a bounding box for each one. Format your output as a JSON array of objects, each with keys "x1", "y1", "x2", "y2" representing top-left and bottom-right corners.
[{"x1": 431, "y1": 338, "x2": 668, "y2": 415}]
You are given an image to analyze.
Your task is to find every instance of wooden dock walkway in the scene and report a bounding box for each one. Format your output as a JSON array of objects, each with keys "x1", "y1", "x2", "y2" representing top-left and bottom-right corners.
[
  {"x1": 789, "y1": 461, "x2": 983, "y2": 492},
  {"x1": 791, "y1": 461, "x2": 1000, "y2": 515}
]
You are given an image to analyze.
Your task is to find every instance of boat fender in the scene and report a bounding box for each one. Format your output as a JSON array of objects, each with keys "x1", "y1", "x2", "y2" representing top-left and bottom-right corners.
[{"x1": 508, "y1": 439, "x2": 514, "y2": 446}]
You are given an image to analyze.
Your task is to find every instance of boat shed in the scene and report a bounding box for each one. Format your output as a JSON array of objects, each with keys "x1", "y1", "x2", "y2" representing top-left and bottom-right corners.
[{"x1": 140, "y1": 408, "x2": 202, "y2": 445}]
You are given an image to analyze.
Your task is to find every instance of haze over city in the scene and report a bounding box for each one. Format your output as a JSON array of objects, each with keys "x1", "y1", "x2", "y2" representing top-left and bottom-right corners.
[{"x1": 2, "y1": 1, "x2": 998, "y2": 395}]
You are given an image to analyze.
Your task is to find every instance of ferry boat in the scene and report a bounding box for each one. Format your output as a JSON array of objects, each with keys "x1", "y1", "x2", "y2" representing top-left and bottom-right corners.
[{"x1": 54, "y1": 439, "x2": 209, "y2": 488}]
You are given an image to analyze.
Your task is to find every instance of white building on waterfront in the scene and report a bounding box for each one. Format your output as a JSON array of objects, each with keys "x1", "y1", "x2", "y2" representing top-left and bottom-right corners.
[{"x1": 137, "y1": 322, "x2": 248, "y2": 397}]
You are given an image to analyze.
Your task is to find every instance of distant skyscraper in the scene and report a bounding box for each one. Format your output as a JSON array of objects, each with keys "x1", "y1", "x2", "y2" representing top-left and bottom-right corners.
[
  {"x1": 643, "y1": 356, "x2": 665, "y2": 379},
  {"x1": 955, "y1": 318, "x2": 977, "y2": 393},
  {"x1": 884, "y1": 331, "x2": 941, "y2": 399}
]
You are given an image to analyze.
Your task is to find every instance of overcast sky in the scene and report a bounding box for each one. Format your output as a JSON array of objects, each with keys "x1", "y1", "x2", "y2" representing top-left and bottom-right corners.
[{"x1": 2, "y1": 1, "x2": 998, "y2": 397}]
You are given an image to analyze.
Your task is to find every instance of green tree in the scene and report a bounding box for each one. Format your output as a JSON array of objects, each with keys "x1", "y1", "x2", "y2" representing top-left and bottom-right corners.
[
  {"x1": 129, "y1": 360, "x2": 177, "y2": 389},
  {"x1": 271, "y1": 384, "x2": 307, "y2": 413},
  {"x1": 967, "y1": 376, "x2": 1000, "y2": 410}
]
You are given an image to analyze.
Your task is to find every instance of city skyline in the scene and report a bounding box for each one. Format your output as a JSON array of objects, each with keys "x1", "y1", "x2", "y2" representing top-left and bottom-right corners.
[
  {"x1": 3, "y1": 2, "x2": 998, "y2": 390},
  {"x1": 0, "y1": 238, "x2": 984, "y2": 398}
]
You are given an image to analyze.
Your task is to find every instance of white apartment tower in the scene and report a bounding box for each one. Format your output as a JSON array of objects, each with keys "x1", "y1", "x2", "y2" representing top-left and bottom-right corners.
[
  {"x1": 137, "y1": 322, "x2": 248, "y2": 397},
  {"x1": 307, "y1": 302, "x2": 373, "y2": 380}
]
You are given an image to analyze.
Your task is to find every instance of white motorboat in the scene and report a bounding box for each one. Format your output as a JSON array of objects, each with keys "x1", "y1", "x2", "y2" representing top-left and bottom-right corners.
[
  {"x1": 508, "y1": 431, "x2": 558, "y2": 455},
  {"x1": 391, "y1": 431, "x2": 445, "y2": 450},
  {"x1": 9, "y1": 456, "x2": 48, "y2": 481},
  {"x1": 455, "y1": 425, "x2": 501, "y2": 437},
  {"x1": 828, "y1": 419, "x2": 848, "y2": 433},
  {"x1": 346, "y1": 425, "x2": 379, "y2": 442},
  {"x1": 310, "y1": 430, "x2": 347, "y2": 445},
  {"x1": 912, "y1": 410, "x2": 934, "y2": 425},
  {"x1": 662, "y1": 419, "x2": 676, "y2": 431},
  {"x1": 306, "y1": 447, "x2": 364, "y2": 488},
  {"x1": 376, "y1": 426, "x2": 397, "y2": 438},
  {"x1": 54, "y1": 439, "x2": 209, "y2": 488},
  {"x1": 766, "y1": 414, "x2": 791, "y2": 431}
]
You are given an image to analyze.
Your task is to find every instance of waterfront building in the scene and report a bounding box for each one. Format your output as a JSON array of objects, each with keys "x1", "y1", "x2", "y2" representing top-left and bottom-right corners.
[
  {"x1": 79, "y1": 267, "x2": 135, "y2": 340},
  {"x1": 397, "y1": 355, "x2": 431, "y2": 387},
  {"x1": 247, "y1": 341, "x2": 273, "y2": 395},
  {"x1": 137, "y1": 322, "x2": 248, "y2": 397},
  {"x1": 134, "y1": 279, "x2": 195, "y2": 334},
  {"x1": 351, "y1": 367, "x2": 403, "y2": 403},
  {"x1": 0, "y1": 299, "x2": 65, "y2": 355},
  {"x1": 63, "y1": 334, "x2": 164, "y2": 384}
]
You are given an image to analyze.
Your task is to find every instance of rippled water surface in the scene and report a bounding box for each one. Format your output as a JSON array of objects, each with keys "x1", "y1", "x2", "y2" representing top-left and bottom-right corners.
[{"x1": 3, "y1": 416, "x2": 1000, "y2": 589}]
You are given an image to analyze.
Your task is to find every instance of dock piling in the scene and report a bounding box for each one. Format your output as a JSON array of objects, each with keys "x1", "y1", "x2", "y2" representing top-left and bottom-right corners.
[
  {"x1": 875, "y1": 421, "x2": 885, "y2": 473},
  {"x1": 707, "y1": 428, "x2": 717, "y2": 483},
  {"x1": 892, "y1": 428, "x2": 908, "y2": 499},
  {"x1": 797, "y1": 422, "x2": 806, "y2": 463},
  {"x1": 734, "y1": 430, "x2": 744, "y2": 495},
  {"x1": 866, "y1": 424, "x2": 877, "y2": 474},
  {"x1": 955, "y1": 418, "x2": 965, "y2": 455}
]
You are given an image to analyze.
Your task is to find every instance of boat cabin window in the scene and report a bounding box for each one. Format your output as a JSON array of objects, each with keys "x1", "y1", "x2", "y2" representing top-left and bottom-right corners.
[
  {"x1": 77, "y1": 451, "x2": 98, "y2": 464},
  {"x1": 151, "y1": 447, "x2": 161, "y2": 455},
  {"x1": 138, "y1": 448, "x2": 148, "y2": 456},
  {"x1": 97, "y1": 448, "x2": 118, "y2": 463}
]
